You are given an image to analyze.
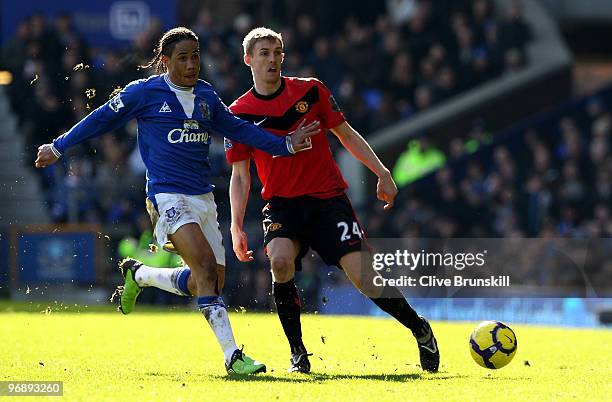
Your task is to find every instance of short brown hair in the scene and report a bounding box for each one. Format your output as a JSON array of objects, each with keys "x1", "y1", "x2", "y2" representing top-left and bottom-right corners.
[{"x1": 242, "y1": 27, "x2": 283, "y2": 56}]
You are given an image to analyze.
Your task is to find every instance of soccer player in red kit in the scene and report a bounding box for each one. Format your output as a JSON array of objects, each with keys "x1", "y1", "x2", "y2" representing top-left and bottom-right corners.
[{"x1": 226, "y1": 27, "x2": 439, "y2": 373}]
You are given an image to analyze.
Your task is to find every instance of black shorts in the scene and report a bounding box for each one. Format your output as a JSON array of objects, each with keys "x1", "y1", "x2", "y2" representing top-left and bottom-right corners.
[{"x1": 262, "y1": 194, "x2": 365, "y2": 269}]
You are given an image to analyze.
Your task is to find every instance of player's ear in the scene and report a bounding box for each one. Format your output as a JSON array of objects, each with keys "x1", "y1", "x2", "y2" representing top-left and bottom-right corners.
[
  {"x1": 244, "y1": 53, "x2": 251, "y2": 67},
  {"x1": 281, "y1": 52, "x2": 285, "y2": 64},
  {"x1": 161, "y1": 54, "x2": 169, "y2": 69}
]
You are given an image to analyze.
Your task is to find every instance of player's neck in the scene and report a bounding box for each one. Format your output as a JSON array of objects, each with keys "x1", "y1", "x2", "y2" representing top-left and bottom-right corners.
[
  {"x1": 253, "y1": 77, "x2": 282, "y2": 96},
  {"x1": 165, "y1": 73, "x2": 194, "y2": 90}
]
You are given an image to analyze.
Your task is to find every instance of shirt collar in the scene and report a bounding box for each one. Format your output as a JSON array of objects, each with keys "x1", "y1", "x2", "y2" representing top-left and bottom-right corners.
[
  {"x1": 251, "y1": 77, "x2": 285, "y2": 100},
  {"x1": 164, "y1": 73, "x2": 193, "y2": 92}
]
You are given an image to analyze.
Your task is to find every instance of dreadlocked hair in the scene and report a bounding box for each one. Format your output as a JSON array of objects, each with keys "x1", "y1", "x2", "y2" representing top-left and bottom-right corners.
[{"x1": 140, "y1": 27, "x2": 199, "y2": 73}]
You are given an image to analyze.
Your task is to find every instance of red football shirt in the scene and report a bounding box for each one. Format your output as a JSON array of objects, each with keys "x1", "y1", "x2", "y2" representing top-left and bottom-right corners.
[{"x1": 226, "y1": 76, "x2": 348, "y2": 200}]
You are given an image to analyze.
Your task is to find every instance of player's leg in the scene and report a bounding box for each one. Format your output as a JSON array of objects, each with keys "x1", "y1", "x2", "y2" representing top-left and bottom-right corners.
[
  {"x1": 124, "y1": 194, "x2": 263, "y2": 374},
  {"x1": 134, "y1": 262, "x2": 214, "y2": 296},
  {"x1": 268, "y1": 237, "x2": 299, "y2": 283},
  {"x1": 199, "y1": 193, "x2": 266, "y2": 374},
  {"x1": 267, "y1": 237, "x2": 311, "y2": 372},
  {"x1": 119, "y1": 196, "x2": 217, "y2": 299},
  {"x1": 169, "y1": 222, "x2": 265, "y2": 374},
  {"x1": 263, "y1": 198, "x2": 311, "y2": 373},
  {"x1": 339, "y1": 249, "x2": 439, "y2": 372},
  {"x1": 119, "y1": 258, "x2": 193, "y2": 295},
  {"x1": 311, "y1": 195, "x2": 439, "y2": 372},
  {"x1": 113, "y1": 199, "x2": 195, "y2": 313},
  {"x1": 216, "y1": 263, "x2": 225, "y2": 294}
]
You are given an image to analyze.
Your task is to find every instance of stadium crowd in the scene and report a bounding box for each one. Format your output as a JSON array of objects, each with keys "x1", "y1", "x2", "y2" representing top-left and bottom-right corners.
[
  {"x1": 363, "y1": 96, "x2": 612, "y2": 289},
  {"x1": 366, "y1": 100, "x2": 612, "y2": 239},
  {"x1": 1, "y1": 1, "x2": 548, "y2": 306},
  {"x1": 2, "y1": 0, "x2": 531, "y2": 227}
]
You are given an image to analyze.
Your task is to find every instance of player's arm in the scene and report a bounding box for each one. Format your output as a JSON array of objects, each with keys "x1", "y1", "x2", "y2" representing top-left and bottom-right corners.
[
  {"x1": 330, "y1": 121, "x2": 397, "y2": 210},
  {"x1": 229, "y1": 159, "x2": 254, "y2": 262},
  {"x1": 210, "y1": 93, "x2": 320, "y2": 156},
  {"x1": 35, "y1": 81, "x2": 144, "y2": 168}
]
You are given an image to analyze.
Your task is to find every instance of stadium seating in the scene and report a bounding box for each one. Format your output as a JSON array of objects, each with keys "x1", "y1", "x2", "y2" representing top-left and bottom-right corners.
[{"x1": 0, "y1": 1, "x2": 541, "y2": 305}]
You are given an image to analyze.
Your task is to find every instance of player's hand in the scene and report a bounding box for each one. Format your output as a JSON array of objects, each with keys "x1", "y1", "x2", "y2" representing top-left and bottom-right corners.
[
  {"x1": 289, "y1": 119, "x2": 321, "y2": 152},
  {"x1": 231, "y1": 226, "x2": 254, "y2": 262},
  {"x1": 377, "y1": 171, "x2": 397, "y2": 210},
  {"x1": 34, "y1": 144, "x2": 59, "y2": 168}
]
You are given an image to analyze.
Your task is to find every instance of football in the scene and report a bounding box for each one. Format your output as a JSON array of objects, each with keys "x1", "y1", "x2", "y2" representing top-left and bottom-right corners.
[{"x1": 469, "y1": 321, "x2": 517, "y2": 369}]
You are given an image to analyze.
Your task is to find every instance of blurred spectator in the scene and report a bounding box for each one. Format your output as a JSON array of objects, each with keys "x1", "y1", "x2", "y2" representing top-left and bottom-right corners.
[
  {"x1": 369, "y1": 104, "x2": 612, "y2": 241},
  {"x1": 50, "y1": 158, "x2": 98, "y2": 223},
  {"x1": 498, "y1": 2, "x2": 531, "y2": 61},
  {"x1": 392, "y1": 139, "x2": 445, "y2": 186},
  {"x1": 1, "y1": 2, "x2": 540, "y2": 303},
  {"x1": 117, "y1": 213, "x2": 182, "y2": 269}
]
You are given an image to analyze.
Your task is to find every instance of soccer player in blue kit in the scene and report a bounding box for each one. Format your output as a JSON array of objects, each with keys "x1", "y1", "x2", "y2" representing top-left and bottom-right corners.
[{"x1": 34, "y1": 27, "x2": 319, "y2": 375}]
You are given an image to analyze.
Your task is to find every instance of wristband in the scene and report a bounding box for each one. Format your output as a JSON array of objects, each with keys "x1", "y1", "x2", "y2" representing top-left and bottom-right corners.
[
  {"x1": 286, "y1": 135, "x2": 296, "y2": 154},
  {"x1": 50, "y1": 144, "x2": 62, "y2": 158}
]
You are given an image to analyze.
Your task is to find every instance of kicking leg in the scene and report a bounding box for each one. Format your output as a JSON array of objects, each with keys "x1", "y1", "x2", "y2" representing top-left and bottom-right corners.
[
  {"x1": 111, "y1": 256, "x2": 195, "y2": 314},
  {"x1": 341, "y1": 251, "x2": 440, "y2": 372},
  {"x1": 117, "y1": 257, "x2": 210, "y2": 301}
]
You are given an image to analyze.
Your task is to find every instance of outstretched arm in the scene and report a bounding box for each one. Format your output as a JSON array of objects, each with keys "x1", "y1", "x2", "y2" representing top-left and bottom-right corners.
[
  {"x1": 212, "y1": 92, "x2": 320, "y2": 156},
  {"x1": 330, "y1": 121, "x2": 397, "y2": 210},
  {"x1": 230, "y1": 159, "x2": 254, "y2": 262},
  {"x1": 35, "y1": 80, "x2": 144, "y2": 168}
]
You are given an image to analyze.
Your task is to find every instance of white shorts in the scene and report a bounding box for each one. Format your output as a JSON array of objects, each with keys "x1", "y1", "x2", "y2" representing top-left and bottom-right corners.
[{"x1": 146, "y1": 192, "x2": 226, "y2": 266}]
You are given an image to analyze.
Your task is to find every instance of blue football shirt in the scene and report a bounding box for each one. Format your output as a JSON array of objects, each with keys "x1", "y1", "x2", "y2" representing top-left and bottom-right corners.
[{"x1": 52, "y1": 74, "x2": 290, "y2": 200}]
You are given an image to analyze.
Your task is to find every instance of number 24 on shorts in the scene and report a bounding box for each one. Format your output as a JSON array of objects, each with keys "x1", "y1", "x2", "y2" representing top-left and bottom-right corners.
[{"x1": 337, "y1": 221, "x2": 362, "y2": 241}]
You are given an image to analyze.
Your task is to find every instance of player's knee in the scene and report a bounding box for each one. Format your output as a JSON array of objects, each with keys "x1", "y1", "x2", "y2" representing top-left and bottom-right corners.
[
  {"x1": 270, "y1": 255, "x2": 293, "y2": 272},
  {"x1": 270, "y1": 256, "x2": 294, "y2": 282},
  {"x1": 196, "y1": 267, "x2": 217, "y2": 287},
  {"x1": 189, "y1": 251, "x2": 218, "y2": 285}
]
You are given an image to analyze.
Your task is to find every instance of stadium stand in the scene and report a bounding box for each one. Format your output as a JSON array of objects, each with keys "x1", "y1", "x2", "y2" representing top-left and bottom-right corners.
[
  {"x1": 366, "y1": 87, "x2": 612, "y2": 239},
  {"x1": 8, "y1": 1, "x2": 609, "y2": 309}
]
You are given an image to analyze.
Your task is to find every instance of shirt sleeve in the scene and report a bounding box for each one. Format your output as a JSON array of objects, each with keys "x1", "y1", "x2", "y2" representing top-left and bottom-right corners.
[
  {"x1": 211, "y1": 91, "x2": 290, "y2": 157},
  {"x1": 224, "y1": 137, "x2": 253, "y2": 163},
  {"x1": 316, "y1": 79, "x2": 346, "y2": 130},
  {"x1": 225, "y1": 103, "x2": 254, "y2": 163},
  {"x1": 52, "y1": 80, "x2": 145, "y2": 154}
]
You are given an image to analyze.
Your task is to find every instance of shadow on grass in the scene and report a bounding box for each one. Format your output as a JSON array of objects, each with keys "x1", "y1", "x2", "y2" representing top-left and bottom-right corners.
[
  {"x1": 481, "y1": 375, "x2": 531, "y2": 380},
  {"x1": 212, "y1": 371, "x2": 466, "y2": 383},
  {"x1": 0, "y1": 300, "x2": 194, "y2": 314}
]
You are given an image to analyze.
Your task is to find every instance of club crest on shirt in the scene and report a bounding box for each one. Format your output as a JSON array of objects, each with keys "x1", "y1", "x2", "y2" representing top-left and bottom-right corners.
[
  {"x1": 295, "y1": 101, "x2": 309, "y2": 113},
  {"x1": 199, "y1": 101, "x2": 211, "y2": 120},
  {"x1": 184, "y1": 120, "x2": 199, "y2": 130},
  {"x1": 267, "y1": 222, "x2": 282, "y2": 232}
]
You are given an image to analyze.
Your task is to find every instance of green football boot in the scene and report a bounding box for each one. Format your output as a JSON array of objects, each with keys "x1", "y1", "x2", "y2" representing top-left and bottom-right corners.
[
  {"x1": 225, "y1": 349, "x2": 266, "y2": 375},
  {"x1": 110, "y1": 258, "x2": 143, "y2": 315}
]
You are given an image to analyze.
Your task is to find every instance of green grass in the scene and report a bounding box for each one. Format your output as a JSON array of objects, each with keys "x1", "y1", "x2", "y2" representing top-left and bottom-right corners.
[{"x1": 1, "y1": 306, "x2": 611, "y2": 402}]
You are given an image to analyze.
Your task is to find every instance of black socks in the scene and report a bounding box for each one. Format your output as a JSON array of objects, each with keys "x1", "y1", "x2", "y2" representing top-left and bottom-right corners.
[
  {"x1": 369, "y1": 287, "x2": 426, "y2": 338},
  {"x1": 273, "y1": 279, "x2": 307, "y2": 354}
]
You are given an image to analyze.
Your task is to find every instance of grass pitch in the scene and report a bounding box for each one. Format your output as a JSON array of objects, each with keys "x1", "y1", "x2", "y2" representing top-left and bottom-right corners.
[{"x1": 1, "y1": 303, "x2": 610, "y2": 402}]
